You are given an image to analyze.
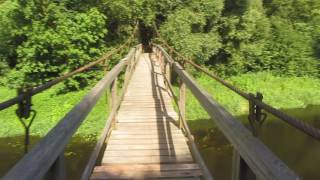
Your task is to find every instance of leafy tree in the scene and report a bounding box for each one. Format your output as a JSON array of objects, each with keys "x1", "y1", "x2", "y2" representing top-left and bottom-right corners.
[
  {"x1": 2, "y1": 1, "x2": 107, "y2": 89},
  {"x1": 159, "y1": 0, "x2": 223, "y2": 64},
  {"x1": 215, "y1": 0, "x2": 271, "y2": 75},
  {"x1": 0, "y1": 0, "x2": 319, "y2": 90}
]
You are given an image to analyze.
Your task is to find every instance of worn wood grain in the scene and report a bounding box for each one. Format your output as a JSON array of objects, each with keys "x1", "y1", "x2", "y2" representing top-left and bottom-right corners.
[
  {"x1": 104, "y1": 149, "x2": 192, "y2": 156},
  {"x1": 91, "y1": 166, "x2": 202, "y2": 180},
  {"x1": 91, "y1": 53, "x2": 201, "y2": 180}
]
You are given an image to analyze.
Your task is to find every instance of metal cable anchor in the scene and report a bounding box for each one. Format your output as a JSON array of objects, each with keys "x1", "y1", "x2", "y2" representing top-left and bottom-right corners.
[
  {"x1": 248, "y1": 92, "x2": 267, "y2": 137},
  {"x1": 16, "y1": 88, "x2": 37, "y2": 153}
]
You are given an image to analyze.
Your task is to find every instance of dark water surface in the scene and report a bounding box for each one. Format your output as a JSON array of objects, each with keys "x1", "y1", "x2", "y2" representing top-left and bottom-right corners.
[
  {"x1": 0, "y1": 105, "x2": 319, "y2": 179},
  {"x1": 0, "y1": 136, "x2": 95, "y2": 179},
  {"x1": 189, "y1": 105, "x2": 320, "y2": 180}
]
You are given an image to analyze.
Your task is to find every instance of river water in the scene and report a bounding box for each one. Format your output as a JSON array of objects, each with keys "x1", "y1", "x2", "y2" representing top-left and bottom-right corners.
[
  {"x1": 189, "y1": 105, "x2": 320, "y2": 180},
  {"x1": 0, "y1": 105, "x2": 319, "y2": 179}
]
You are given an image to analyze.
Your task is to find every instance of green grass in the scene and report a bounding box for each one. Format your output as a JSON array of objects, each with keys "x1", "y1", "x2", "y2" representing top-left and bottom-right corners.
[
  {"x1": 174, "y1": 72, "x2": 320, "y2": 121},
  {"x1": 0, "y1": 84, "x2": 109, "y2": 139}
]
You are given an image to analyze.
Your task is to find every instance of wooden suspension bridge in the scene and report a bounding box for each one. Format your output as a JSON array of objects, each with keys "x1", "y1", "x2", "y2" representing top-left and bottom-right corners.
[{"x1": 1, "y1": 41, "x2": 320, "y2": 180}]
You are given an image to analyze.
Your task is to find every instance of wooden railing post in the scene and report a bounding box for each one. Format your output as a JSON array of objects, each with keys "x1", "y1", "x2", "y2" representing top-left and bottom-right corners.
[
  {"x1": 232, "y1": 92, "x2": 267, "y2": 180},
  {"x1": 232, "y1": 149, "x2": 256, "y2": 180},
  {"x1": 179, "y1": 62, "x2": 186, "y2": 129},
  {"x1": 111, "y1": 77, "x2": 118, "y2": 111},
  {"x1": 165, "y1": 61, "x2": 171, "y2": 90},
  {"x1": 45, "y1": 154, "x2": 66, "y2": 180}
]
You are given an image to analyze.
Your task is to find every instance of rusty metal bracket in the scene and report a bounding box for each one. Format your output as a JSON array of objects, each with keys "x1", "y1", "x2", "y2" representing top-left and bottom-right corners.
[
  {"x1": 16, "y1": 88, "x2": 37, "y2": 153},
  {"x1": 248, "y1": 92, "x2": 267, "y2": 137}
]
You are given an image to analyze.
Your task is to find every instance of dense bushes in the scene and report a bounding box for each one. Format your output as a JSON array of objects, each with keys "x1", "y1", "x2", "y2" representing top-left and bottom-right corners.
[
  {"x1": 0, "y1": 0, "x2": 137, "y2": 90},
  {"x1": 0, "y1": 0, "x2": 319, "y2": 91},
  {"x1": 0, "y1": 1, "x2": 109, "y2": 89},
  {"x1": 158, "y1": 0, "x2": 320, "y2": 77}
]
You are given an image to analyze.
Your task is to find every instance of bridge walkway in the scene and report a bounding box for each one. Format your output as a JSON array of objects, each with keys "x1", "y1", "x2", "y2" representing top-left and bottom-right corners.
[{"x1": 90, "y1": 53, "x2": 203, "y2": 180}]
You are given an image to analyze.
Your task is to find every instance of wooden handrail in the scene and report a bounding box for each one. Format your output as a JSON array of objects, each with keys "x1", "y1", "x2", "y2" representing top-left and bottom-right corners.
[
  {"x1": 80, "y1": 45, "x2": 142, "y2": 180},
  {"x1": 153, "y1": 48, "x2": 214, "y2": 180},
  {"x1": 154, "y1": 44, "x2": 299, "y2": 180},
  {"x1": 2, "y1": 46, "x2": 140, "y2": 180},
  {"x1": 155, "y1": 38, "x2": 320, "y2": 141}
]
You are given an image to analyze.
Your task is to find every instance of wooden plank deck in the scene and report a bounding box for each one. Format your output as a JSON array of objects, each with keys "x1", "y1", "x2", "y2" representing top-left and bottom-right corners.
[{"x1": 90, "y1": 53, "x2": 202, "y2": 180}]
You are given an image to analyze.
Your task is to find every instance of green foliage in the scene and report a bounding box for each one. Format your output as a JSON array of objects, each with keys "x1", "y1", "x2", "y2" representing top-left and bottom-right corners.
[
  {"x1": 216, "y1": 2, "x2": 272, "y2": 75},
  {"x1": 1, "y1": 0, "x2": 319, "y2": 88},
  {"x1": 2, "y1": 1, "x2": 108, "y2": 89},
  {"x1": 0, "y1": 1, "x2": 18, "y2": 69},
  {"x1": 159, "y1": 0, "x2": 223, "y2": 64},
  {"x1": 158, "y1": 0, "x2": 320, "y2": 77},
  {"x1": 264, "y1": 17, "x2": 319, "y2": 76}
]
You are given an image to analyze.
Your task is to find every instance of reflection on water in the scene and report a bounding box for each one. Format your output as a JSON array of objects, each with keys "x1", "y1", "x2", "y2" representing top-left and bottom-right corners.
[
  {"x1": 189, "y1": 105, "x2": 320, "y2": 180},
  {"x1": 0, "y1": 136, "x2": 95, "y2": 179}
]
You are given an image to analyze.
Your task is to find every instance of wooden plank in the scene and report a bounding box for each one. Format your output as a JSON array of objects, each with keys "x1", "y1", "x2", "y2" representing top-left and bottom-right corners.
[
  {"x1": 116, "y1": 121, "x2": 178, "y2": 125},
  {"x1": 136, "y1": 178, "x2": 200, "y2": 180},
  {"x1": 116, "y1": 119, "x2": 177, "y2": 123},
  {"x1": 91, "y1": 169, "x2": 201, "y2": 180},
  {"x1": 121, "y1": 100, "x2": 172, "y2": 103},
  {"x1": 102, "y1": 155, "x2": 194, "y2": 164},
  {"x1": 117, "y1": 113, "x2": 178, "y2": 117},
  {"x1": 145, "y1": 178, "x2": 201, "y2": 180},
  {"x1": 120, "y1": 102, "x2": 172, "y2": 105},
  {"x1": 115, "y1": 122, "x2": 179, "y2": 129},
  {"x1": 106, "y1": 143, "x2": 189, "y2": 150},
  {"x1": 116, "y1": 116, "x2": 177, "y2": 120},
  {"x1": 104, "y1": 149, "x2": 191, "y2": 157},
  {"x1": 111, "y1": 129, "x2": 183, "y2": 135},
  {"x1": 118, "y1": 110, "x2": 176, "y2": 115},
  {"x1": 111, "y1": 127, "x2": 182, "y2": 133},
  {"x1": 109, "y1": 134, "x2": 185, "y2": 140},
  {"x1": 123, "y1": 95, "x2": 170, "y2": 97},
  {"x1": 119, "y1": 105, "x2": 173, "y2": 109},
  {"x1": 108, "y1": 138, "x2": 187, "y2": 145},
  {"x1": 117, "y1": 119, "x2": 178, "y2": 123},
  {"x1": 93, "y1": 164, "x2": 200, "y2": 172}
]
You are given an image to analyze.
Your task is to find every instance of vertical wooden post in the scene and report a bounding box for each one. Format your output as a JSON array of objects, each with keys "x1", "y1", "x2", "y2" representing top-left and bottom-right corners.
[
  {"x1": 232, "y1": 149, "x2": 241, "y2": 180},
  {"x1": 45, "y1": 154, "x2": 66, "y2": 180},
  {"x1": 104, "y1": 65, "x2": 110, "y2": 112},
  {"x1": 111, "y1": 77, "x2": 118, "y2": 111},
  {"x1": 165, "y1": 62, "x2": 171, "y2": 90},
  {"x1": 179, "y1": 62, "x2": 186, "y2": 129},
  {"x1": 232, "y1": 149, "x2": 256, "y2": 180},
  {"x1": 155, "y1": 49, "x2": 159, "y2": 60},
  {"x1": 232, "y1": 93, "x2": 263, "y2": 180}
]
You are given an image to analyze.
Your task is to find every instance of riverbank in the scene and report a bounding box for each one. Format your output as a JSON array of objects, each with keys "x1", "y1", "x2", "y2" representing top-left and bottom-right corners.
[
  {"x1": 0, "y1": 84, "x2": 108, "y2": 139},
  {"x1": 180, "y1": 72, "x2": 320, "y2": 120}
]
